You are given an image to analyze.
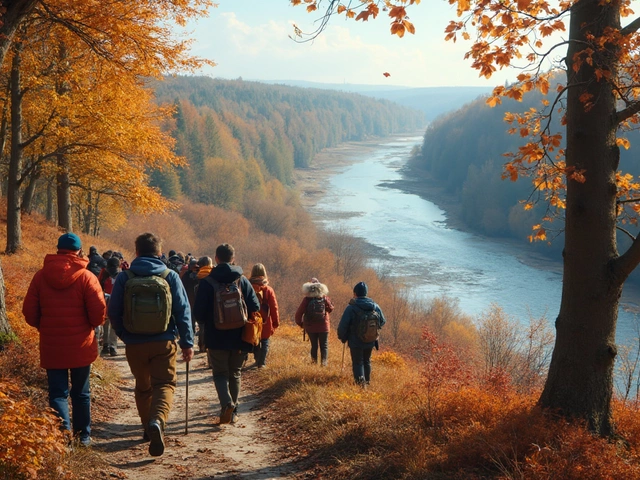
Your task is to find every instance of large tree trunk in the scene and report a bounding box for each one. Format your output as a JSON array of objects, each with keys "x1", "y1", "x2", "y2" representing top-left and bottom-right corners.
[
  {"x1": 6, "y1": 44, "x2": 23, "y2": 254},
  {"x1": 0, "y1": 0, "x2": 38, "y2": 68},
  {"x1": 0, "y1": 259, "x2": 11, "y2": 340},
  {"x1": 539, "y1": 0, "x2": 621, "y2": 436}
]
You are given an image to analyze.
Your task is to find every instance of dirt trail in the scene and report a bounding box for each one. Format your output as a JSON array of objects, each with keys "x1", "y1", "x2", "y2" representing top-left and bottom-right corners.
[{"x1": 92, "y1": 347, "x2": 299, "y2": 479}]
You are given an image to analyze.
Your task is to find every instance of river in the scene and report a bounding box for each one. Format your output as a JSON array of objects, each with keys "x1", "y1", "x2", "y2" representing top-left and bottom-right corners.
[{"x1": 307, "y1": 135, "x2": 640, "y2": 347}]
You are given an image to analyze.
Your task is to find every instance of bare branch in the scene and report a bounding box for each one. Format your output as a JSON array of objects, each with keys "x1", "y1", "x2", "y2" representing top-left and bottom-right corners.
[
  {"x1": 616, "y1": 101, "x2": 640, "y2": 125},
  {"x1": 617, "y1": 225, "x2": 637, "y2": 242},
  {"x1": 620, "y1": 16, "x2": 640, "y2": 36},
  {"x1": 612, "y1": 234, "x2": 640, "y2": 285}
]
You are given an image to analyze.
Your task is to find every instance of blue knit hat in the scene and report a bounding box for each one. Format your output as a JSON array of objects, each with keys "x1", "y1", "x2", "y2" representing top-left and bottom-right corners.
[
  {"x1": 57, "y1": 233, "x2": 82, "y2": 251},
  {"x1": 353, "y1": 281, "x2": 368, "y2": 297}
]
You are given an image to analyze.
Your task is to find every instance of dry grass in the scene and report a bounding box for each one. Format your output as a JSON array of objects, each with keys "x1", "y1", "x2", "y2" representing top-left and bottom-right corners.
[{"x1": 256, "y1": 324, "x2": 640, "y2": 479}]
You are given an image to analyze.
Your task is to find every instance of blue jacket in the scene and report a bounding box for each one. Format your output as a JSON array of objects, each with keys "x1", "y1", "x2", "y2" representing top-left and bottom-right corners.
[
  {"x1": 193, "y1": 263, "x2": 260, "y2": 352},
  {"x1": 108, "y1": 255, "x2": 193, "y2": 349},
  {"x1": 337, "y1": 296, "x2": 386, "y2": 349}
]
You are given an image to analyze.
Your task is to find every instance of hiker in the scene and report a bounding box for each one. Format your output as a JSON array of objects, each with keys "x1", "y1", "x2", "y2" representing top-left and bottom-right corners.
[
  {"x1": 337, "y1": 282, "x2": 386, "y2": 387},
  {"x1": 248, "y1": 263, "x2": 280, "y2": 368},
  {"x1": 22, "y1": 233, "x2": 107, "y2": 447},
  {"x1": 112, "y1": 251, "x2": 129, "y2": 270},
  {"x1": 99, "y1": 256, "x2": 122, "y2": 356},
  {"x1": 295, "y1": 278, "x2": 334, "y2": 366},
  {"x1": 193, "y1": 243, "x2": 260, "y2": 424},
  {"x1": 167, "y1": 251, "x2": 185, "y2": 274},
  {"x1": 87, "y1": 245, "x2": 106, "y2": 277},
  {"x1": 196, "y1": 256, "x2": 213, "y2": 279},
  {"x1": 108, "y1": 232, "x2": 194, "y2": 457},
  {"x1": 181, "y1": 258, "x2": 202, "y2": 351}
]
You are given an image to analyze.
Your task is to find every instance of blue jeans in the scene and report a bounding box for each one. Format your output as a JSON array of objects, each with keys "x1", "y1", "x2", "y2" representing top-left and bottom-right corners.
[
  {"x1": 208, "y1": 350, "x2": 248, "y2": 408},
  {"x1": 350, "y1": 347, "x2": 373, "y2": 384},
  {"x1": 253, "y1": 338, "x2": 270, "y2": 366},
  {"x1": 307, "y1": 332, "x2": 328, "y2": 365},
  {"x1": 47, "y1": 365, "x2": 91, "y2": 438}
]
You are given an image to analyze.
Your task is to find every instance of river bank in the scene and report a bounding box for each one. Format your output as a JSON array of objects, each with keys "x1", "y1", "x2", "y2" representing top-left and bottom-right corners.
[{"x1": 293, "y1": 134, "x2": 640, "y2": 325}]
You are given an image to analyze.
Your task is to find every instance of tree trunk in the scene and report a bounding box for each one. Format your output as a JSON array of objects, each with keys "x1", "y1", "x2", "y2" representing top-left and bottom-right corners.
[
  {"x1": 56, "y1": 154, "x2": 72, "y2": 232},
  {"x1": 21, "y1": 166, "x2": 39, "y2": 214},
  {"x1": 0, "y1": 0, "x2": 39, "y2": 67},
  {"x1": 539, "y1": 0, "x2": 621, "y2": 436},
  {"x1": 0, "y1": 259, "x2": 11, "y2": 340},
  {"x1": 6, "y1": 44, "x2": 23, "y2": 254},
  {"x1": 46, "y1": 180, "x2": 55, "y2": 222}
]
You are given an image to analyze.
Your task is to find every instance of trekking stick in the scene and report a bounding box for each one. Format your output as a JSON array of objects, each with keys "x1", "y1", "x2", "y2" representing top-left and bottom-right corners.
[
  {"x1": 303, "y1": 329, "x2": 306, "y2": 342},
  {"x1": 185, "y1": 361, "x2": 190, "y2": 435},
  {"x1": 341, "y1": 342, "x2": 346, "y2": 372}
]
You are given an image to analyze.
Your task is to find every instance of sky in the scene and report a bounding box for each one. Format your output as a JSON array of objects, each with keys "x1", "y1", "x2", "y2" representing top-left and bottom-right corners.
[{"x1": 181, "y1": 0, "x2": 523, "y2": 89}]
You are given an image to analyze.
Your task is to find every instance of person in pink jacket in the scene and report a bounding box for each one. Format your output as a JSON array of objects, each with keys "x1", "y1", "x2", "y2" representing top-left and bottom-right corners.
[
  {"x1": 22, "y1": 233, "x2": 106, "y2": 447},
  {"x1": 248, "y1": 263, "x2": 280, "y2": 368},
  {"x1": 295, "y1": 278, "x2": 334, "y2": 366}
]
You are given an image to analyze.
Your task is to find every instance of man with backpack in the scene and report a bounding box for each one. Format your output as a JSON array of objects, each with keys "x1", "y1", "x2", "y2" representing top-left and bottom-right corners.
[
  {"x1": 108, "y1": 232, "x2": 193, "y2": 457},
  {"x1": 337, "y1": 282, "x2": 386, "y2": 387},
  {"x1": 193, "y1": 243, "x2": 260, "y2": 425}
]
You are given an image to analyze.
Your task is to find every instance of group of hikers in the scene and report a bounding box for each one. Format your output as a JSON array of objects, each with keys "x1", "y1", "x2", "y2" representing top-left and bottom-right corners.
[{"x1": 21, "y1": 231, "x2": 386, "y2": 458}]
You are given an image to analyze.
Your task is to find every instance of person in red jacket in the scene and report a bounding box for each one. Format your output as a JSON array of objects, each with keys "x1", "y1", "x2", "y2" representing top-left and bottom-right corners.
[
  {"x1": 295, "y1": 278, "x2": 334, "y2": 366},
  {"x1": 22, "y1": 233, "x2": 106, "y2": 447},
  {"x1": 248, "y1": 263, "x2": 280, "y2": 368}
]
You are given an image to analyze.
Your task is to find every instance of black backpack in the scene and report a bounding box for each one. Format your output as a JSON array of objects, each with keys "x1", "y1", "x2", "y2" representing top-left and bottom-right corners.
[
  {"x1": 304, "y1": 297, "x2": 326, "y2": 324},
  {"x1": 353, "y1": 304, "x2": 380, "y2": 343}
]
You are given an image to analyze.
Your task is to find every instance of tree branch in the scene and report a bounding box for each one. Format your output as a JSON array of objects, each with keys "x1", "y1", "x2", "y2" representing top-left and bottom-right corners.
[
  {"x1": 616, "y1": 100, "x2": 640, "y2": 125},
  {"x1": 620, "y1": 16, "x2": 640, "y2": 36},
  {"x1": 612, "y1": 233, "x2": 640, "y2": 285}
]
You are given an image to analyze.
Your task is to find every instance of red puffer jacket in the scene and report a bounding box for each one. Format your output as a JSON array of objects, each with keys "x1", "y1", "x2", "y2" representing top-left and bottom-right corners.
[
  {"x1": 249, "y1": 277, "x2": 280, "y2": 340},
  {"x1": 23, "y1": 252, "x2": 106, "y2": 369},
  {"x1": 294, "y1": 282, "x2": 334, "y2": 334}
]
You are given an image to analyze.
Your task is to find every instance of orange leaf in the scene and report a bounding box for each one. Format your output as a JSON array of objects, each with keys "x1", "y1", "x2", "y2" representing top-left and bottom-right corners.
[{"x1": 383, "y1": 72, "x2": 391, "y2": 77}]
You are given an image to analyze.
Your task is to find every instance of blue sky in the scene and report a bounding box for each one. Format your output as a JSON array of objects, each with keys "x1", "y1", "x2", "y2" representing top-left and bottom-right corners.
[{"x1": 181, "y1": 0, "x2": 521, "y2": 88}]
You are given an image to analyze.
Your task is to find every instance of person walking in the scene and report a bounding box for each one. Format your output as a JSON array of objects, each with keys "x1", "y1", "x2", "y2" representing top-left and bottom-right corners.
[
  {"x1": 295, "y1": 278, "x2": 334, "y2": 366},
  {"x1": 99, "y1": 256, "x2": 122, "y2": 356},
  {"x1": 248, "y1": 263, "x2": 280, "y2": 368},
  {"x1": 337, "y1": 282, "x2": 386, "y2": 387},
  {"x1": 108, "y1": 232, "x2": 193, "y2": 457},
  {"x1": 22, "y1": 233, "x2": 107, "y2": 447},
  {"x1": 193, "y1": 244, "x2": 260, "y2": 424}
]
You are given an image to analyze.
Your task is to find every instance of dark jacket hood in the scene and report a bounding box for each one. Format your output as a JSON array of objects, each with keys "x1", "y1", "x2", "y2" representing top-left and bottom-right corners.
[{"x1": 210, "y1": 263, "x2": 243, "y2": 283}]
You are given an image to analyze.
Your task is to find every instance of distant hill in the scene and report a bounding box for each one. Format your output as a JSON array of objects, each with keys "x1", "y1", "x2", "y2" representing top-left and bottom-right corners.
[{"x1": 260, "y1": 79, "x2": 493, "y2": 121}]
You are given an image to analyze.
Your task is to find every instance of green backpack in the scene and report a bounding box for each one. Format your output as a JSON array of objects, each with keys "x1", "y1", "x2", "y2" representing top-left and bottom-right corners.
[{"x1": 123, "y1": 269, "x2": 173, "y2": 335}]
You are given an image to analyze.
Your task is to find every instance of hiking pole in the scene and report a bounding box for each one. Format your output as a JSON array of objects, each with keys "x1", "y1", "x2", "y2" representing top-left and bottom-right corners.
[
  {"x1": 341, "y1": 342, "x2": 346, "y2": 372},
  {"x1": 185, "y1": 361, "x2": 190, "y2": 435}
]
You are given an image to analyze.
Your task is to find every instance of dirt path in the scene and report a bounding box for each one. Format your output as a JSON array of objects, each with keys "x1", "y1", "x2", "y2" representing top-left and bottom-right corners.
[{"x1": 91, "y1": 347, "x2": 299, "y2": 479}]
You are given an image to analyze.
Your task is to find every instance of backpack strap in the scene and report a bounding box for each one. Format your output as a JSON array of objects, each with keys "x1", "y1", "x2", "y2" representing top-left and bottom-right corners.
[{"x1": 125, "y1": 270, "x2": 136, "y2": 280}]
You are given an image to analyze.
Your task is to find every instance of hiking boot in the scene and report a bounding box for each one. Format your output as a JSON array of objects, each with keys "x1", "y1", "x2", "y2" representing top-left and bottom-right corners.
[
  {"x1": 79, "y1": 435, "x2": 91, "y2": 448},
  {"x1": 219, "y1": 403, "x2": 234, "y2": 424},
  {"x1": 109, "y1": 346, "x2": 118, "y2": 357},
  {"x1": 147, "y1": 420, "x2": 165, "y2": 457},
  {"x1": 101, "y1": 346, "x2": 109, "y2": 355}
]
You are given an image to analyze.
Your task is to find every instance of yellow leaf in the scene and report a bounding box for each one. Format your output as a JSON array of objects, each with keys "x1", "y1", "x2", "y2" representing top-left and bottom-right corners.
[{"x1": 617, "y1": 137, "x2": 631, "y2": 150}]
